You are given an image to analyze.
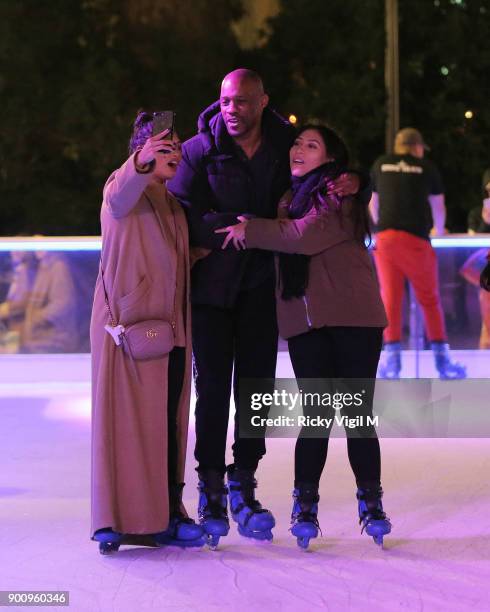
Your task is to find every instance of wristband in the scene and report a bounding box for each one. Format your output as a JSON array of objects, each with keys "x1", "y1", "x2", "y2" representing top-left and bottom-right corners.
[{"x1": 134, "y1": 151, "x2": 155, "y2": 174}]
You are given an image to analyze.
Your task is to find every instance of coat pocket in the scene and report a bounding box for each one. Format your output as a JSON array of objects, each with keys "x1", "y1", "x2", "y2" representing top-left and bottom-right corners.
[{"x1": 117, "y1": 277, "x2": 150, "y2": 312}]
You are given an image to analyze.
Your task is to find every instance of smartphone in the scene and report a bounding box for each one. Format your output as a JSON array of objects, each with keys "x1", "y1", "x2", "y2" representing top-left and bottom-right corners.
[{"x1": 152, "y1": 111, "x2": 175, "y2": 138}]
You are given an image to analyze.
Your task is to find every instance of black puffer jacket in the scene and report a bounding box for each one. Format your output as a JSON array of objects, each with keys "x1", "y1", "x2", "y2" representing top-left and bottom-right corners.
[{"x1": 168, "y1": 101, "x2": 295, "y2": 307}]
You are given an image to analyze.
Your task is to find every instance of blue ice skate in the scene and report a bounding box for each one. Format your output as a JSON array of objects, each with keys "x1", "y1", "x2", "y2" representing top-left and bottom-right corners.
[
  {"x1": 290, "y1": 484, "x2": 321, "y2": 550},
  {"x1": 227, "y1": 466, "x2": 275, "y2": 542},
  {"x1": 93, "y1": 528, "x2": 123, "y2": 555},
  {"x1": 153, "y1": 516, "x2": 206, "y2": 548},
  {"x1": 357, "y1": 484, "x2": 392, "y2": 548},
  {"x1": 154, "y1": 483, "x2": 206, "y2": 548},
  {"x1": 378, "y1": 342, "x2": 401, "y2": 379},
  {"x1": 431, "y1": 342, "x2": 467, "y2": 380},
  {"x1": 198, "y1": 470, "x2": 230, "y2": 550}
]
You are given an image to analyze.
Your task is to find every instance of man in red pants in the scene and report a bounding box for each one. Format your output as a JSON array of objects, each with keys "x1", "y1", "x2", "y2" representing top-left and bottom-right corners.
[{"x1": 369, "y1": 127, "x2": 466, "y2": 379}]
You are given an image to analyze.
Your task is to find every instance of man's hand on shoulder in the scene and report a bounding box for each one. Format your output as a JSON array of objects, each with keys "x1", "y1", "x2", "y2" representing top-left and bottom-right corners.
[{"x1": 326, "y1": 173, "x2": 360, "y2": 197}]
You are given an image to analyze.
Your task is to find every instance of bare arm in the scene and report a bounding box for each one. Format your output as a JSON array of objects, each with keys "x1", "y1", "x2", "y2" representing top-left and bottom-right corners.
[
  {"x1": 428, "y1": 193, "x2": 446, "y2": 236},
  {"x1": 369, "y1": 192, "x2": 379, "y2": 225}
]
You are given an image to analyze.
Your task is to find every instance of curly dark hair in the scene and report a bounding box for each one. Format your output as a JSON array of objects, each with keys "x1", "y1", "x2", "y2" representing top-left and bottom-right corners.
[{"x1": 128, "y1": 109, "x2": 153, "y2": 154}]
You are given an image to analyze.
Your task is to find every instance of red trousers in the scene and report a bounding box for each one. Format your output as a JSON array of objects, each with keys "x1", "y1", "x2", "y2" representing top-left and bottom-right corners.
[{"x1": 373, "y1": 230, "x2": 447, "y2": 343}]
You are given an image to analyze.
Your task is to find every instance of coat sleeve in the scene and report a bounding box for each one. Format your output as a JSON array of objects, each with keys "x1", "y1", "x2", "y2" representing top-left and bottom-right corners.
[
  {"x1": 103, "y1": 154, "x2": 154, "y2": 219},
  {"x1": 167, "y1": 142, "x2": 245, "y2": 249},
  {"x1": 245, "y1": 203, "x2": 354, "y2": 256}
]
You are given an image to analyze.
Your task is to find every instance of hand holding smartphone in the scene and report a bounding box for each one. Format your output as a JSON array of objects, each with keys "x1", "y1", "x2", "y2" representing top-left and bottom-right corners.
[
  {"x1": 134, "y1": 111, "x2": 177, "y2": 168},
  {"x1": 152, "y1": 111, "x2": 175, "y2": 147}
]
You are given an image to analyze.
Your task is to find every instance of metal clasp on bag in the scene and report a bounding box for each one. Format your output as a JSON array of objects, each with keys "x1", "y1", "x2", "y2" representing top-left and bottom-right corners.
[{"x1": 104, "y1": 324, "x2": 125, "y2": 346}]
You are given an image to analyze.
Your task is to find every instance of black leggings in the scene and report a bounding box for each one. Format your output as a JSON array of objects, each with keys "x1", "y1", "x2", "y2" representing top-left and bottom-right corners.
[
  {"x1": 167, "y1": 346, "x2": 186, "y2": 486},
  {"x1": 287, "y1": 326, "x2": 383, "y2": 487}
]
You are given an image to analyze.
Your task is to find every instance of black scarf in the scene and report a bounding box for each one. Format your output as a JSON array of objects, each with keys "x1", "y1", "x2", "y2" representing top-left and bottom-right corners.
[{"x1": 279, "y1": 162, "x2": 344, "y2": 300}]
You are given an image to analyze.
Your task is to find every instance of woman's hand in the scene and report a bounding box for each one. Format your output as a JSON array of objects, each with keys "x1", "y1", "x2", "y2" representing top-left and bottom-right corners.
[
  {"x1": 215, "y1": 216, "x2": 249, "y2": 249},
  {"x1": 326, "y1": 172, "x2": 360, "y2": 197},
  {"x1": 135, "y1": 129, "x2": 175, "y2": 167}
]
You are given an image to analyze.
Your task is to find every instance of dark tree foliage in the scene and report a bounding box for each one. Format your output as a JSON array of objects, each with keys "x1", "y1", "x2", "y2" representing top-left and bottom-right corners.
[
  {"x1": 245, "y1": 1, "x2": 386, "y2": 168},
  {"x1": 1, "y1": 0, "x2": 489, "y2": 234},
  {"x1": 0, "y1": 0, "x2": 243, "y2": 234},
  {"x1": 247, "y1": 0, "x2": 490, "y2": 230},
  {"x1": 398, "y1": 0, "x2": 490, "y2": 230}
]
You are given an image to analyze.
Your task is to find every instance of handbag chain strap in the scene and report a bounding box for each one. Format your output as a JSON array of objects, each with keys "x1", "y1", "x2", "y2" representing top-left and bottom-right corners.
[
  {"x1": 144, "y1": 193, "x2": 179, "y2": 331},
  {"x1": 100, "y1": 191, "x2": 180, "y2": 332},
  {"x1": 100, "y1": 267, "x2": 116, "y2": 327}
]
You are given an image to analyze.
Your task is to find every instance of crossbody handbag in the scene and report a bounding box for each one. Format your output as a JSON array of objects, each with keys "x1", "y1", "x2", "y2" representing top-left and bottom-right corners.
[{"x1": 101, "y1": 195, "x2": 179, "y2": 361}]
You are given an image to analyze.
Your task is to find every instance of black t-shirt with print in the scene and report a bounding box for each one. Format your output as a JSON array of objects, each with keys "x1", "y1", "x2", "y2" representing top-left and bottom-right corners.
[{"x1": 371, "y1": 154, "x2": 444, "y2": 240}]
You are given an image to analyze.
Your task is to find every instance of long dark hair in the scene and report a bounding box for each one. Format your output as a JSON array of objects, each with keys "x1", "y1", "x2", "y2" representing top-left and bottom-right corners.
[
  {"x1": 297, "y1": 124, "x2": 371, "y2": 244},
  {"x1": 279, "y1": 124, "x2": 371, "y2": 300}
]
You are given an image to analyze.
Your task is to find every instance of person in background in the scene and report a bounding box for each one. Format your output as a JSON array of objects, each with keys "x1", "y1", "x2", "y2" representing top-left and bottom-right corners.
[
  {"x1": 461, "y1": 171, "x2": 490, "y2": 347},
  {"x1": 20, "y1": 249, "x2": 79, "y2": 353},
  {"x1": 467, "y1": 168, "x2": 490, "y2": 233},
  {"x1": 0, "y1": 250, "x2": 37, "y2": 330},
  {"x1": 482, "y1": 168, "x2": 490, "y2": 201},
  {"x1": 369, "y1": 127, "x2": 466, "y2": 379},
  {"x1": 479, "y1": 171, "x2": 490, "y2": 293},
  {"x1": 480, "y1": 251, "x2": 490, "y2": 292}
]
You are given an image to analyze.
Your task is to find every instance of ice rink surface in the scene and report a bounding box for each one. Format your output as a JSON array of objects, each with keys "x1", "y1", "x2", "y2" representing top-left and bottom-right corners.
[{"x1": 0, "y1": 352, "x2": 489, "y2": 612}]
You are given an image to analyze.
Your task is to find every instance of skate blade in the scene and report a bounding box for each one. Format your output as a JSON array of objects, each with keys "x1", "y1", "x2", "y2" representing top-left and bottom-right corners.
[
  {"x1": 206, "y1": 534, "x2": 223, "y2": 550},
  {"x1": 373, "y1": 535, "x2": 385, "y2": 548},
  {"x1": 297, "y1": 536, "x2": 314, "y2": 551},
  {"x1": 99, "y1": 542, "x2": 120, "y2": 555}
]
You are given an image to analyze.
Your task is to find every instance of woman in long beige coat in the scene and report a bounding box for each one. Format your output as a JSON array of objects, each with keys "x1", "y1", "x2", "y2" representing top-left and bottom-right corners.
[{"x1": 91, "y1": 111, "x2": 204, "y2": 553}]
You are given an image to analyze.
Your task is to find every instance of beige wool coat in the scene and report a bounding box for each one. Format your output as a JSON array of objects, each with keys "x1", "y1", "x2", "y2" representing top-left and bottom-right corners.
[{"x1": 90, "y1": 154, "x2": 192, "y2": 537}]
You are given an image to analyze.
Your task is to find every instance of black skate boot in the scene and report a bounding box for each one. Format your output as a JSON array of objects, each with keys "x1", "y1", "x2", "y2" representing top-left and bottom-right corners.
[
  {"x1": 357, "y1": 482, "x2": 392, "y2": 548},
  {"x1": 93, "y1": 528, "x2": 123, "y2": 555},
  {"x1": 290, "y1": 482, "x2": 321, "y2": 550},
  {"x1": 153, "y1": 483, "x2": 206, "y2": 548},
  {"x1": 227, "y1": 466, "x2": 275, "y2": 542},
  {"x1": 197, "y1": 469, "x2": 230, "y2": 550}
]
